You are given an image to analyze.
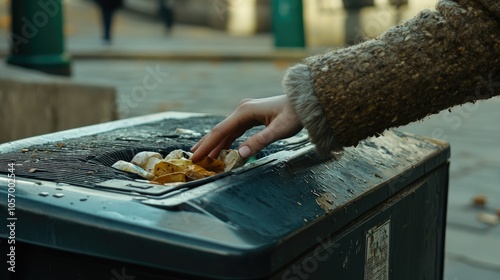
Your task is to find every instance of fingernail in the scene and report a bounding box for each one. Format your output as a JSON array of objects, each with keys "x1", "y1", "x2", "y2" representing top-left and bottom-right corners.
[{"x1": 238, "y1": 146, "x2": 252, "y2": 158}]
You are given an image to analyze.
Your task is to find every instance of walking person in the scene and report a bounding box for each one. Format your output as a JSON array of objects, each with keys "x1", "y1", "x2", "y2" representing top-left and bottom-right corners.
[
  {"x1": 95, "y1": 0, "x2": 124, "y2": 44},
  {"x1": 190, "y1": 0, "x2": 500, "y2": 162}
]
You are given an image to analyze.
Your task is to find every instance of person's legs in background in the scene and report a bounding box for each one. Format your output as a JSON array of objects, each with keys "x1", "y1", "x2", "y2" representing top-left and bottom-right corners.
[
  {"x1": 159, "y1": 0, "x2": 174, "y2": 33},
  {"x1": 100, "y1": 5, "x2": 113, "y2": 43}
]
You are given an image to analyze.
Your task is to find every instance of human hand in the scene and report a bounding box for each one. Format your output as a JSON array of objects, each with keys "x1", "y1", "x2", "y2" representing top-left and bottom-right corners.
[{"x1": 190, "y1": 95, "x2": 303, "y2": 162}]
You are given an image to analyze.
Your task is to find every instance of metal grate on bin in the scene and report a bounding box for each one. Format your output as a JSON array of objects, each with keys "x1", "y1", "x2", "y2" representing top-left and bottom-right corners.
[{"x1": 0, "y1": 116, "x2": 309, "y2": 190}]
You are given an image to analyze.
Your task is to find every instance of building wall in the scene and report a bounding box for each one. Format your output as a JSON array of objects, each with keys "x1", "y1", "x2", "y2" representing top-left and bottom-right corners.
[{"x1": 304, "y1": 0, "x2": 437, "y2": 47}]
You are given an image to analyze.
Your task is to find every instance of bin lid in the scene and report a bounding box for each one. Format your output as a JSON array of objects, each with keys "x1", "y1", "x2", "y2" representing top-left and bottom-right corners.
[{"x1": 0, "y1": 112, "x2": 450, "y2": 279}]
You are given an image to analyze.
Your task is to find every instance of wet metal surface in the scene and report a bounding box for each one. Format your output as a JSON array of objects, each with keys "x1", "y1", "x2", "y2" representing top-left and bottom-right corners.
[{"x1": 0, "y1": 114, "x2": 449, "y2": 279}]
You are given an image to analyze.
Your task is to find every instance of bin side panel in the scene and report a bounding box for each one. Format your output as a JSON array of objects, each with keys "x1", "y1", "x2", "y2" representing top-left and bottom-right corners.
[{"x1": 272, "y1": 162, "x2": 448, "y2": 280}]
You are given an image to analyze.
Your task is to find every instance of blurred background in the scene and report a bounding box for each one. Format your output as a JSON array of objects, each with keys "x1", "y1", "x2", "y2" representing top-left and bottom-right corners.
[
  {"x1": 1, "y1": 1, "x2": 499, "y2": 279},
  {"x1": 0, "y1": 0, "x2": 437, "y2": 121}
]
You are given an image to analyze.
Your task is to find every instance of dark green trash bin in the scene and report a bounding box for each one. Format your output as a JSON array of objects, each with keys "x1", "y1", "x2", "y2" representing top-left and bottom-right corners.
[
  {"x1": 7, "y1": 0, "x2": 71, "y2": 76},
  {"x1": 0, "y1": 113, "x2": 449, "y2": 279},
  {"x1": 272, "y1": 0, "x2": 305, "y2": 48}
]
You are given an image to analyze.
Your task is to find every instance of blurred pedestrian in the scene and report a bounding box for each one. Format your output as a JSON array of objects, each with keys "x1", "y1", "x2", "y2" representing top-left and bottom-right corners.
[
  {"x1": 95, "y1": 0, "x2": 123, "y2": 44},
  {"x1": 159, "y1": 0, "x2": 175, "y2": 33},
  {"x1": 190, "y1": 0, "x2": 500, "y2": 162}
]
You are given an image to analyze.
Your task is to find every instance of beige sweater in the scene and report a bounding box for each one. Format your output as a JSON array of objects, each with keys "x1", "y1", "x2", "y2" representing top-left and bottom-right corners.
[{"x1": 284, "y1": 0, "x2": 500, "y2": 154}]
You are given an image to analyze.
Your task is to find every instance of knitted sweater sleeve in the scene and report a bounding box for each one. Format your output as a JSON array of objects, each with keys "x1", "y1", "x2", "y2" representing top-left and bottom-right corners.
[{"x1": 283, "y1": 0, "x2": 500, "y2": 155}]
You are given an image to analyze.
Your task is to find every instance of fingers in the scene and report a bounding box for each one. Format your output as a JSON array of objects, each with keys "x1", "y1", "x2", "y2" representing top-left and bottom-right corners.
[
  {"x1": 207, "y1": 135, "x2": 233, "y2": 159},
  {"x1": 190, "y1": 124, "x2": 231, "y2": 162},
  {"x1": 190, "y1": 112, "x2": 254, "y2": 162},
  {"x1": 190, "y1": 134, "x2": 206, "y2": 153},
  {"x1": 236, "y1": 127, "x2": 275, "y2": 158},
  {"x1": 237, "y1": 111, "x2": 303, "y2": 158},
  {"x1": 190, "y1": 95, "x2": 301, "y2": 161},
  {"x1": 203, "y1": 126, "x2": 246, "y2": 159}
]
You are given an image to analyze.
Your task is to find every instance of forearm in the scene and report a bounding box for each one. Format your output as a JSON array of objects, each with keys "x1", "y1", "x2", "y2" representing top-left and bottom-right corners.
[{"x1": 285, "y1": 0, "x2": 500, "y2": 153}]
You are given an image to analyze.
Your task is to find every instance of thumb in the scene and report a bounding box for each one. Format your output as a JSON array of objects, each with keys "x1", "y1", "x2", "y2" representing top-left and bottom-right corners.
[{"x1": 237, "y1": 126, "x2": 277, "y2": 158}]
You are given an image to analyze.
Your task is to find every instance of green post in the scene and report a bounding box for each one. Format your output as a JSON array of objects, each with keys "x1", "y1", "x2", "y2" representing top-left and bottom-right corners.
[
  {"x1": 272, "y1": 0, "x2": 305, "y2": 48},
  {"x1": 7, "y1": 0, "x2": 71, "y2": 76}
]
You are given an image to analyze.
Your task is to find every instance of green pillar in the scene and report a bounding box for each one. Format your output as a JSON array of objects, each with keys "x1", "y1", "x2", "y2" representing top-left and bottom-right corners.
[
  {"x1": 272, "y1": 0, "x2": 305, "y2": 48},
  {"x1": 7, "y1": 0, "x2": 71, "y2": 76}
]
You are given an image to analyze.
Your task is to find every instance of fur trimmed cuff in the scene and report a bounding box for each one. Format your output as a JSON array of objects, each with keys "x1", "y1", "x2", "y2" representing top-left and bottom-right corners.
[{"x1": 282, "y1": 63, "x2": 343, "y2": 155}]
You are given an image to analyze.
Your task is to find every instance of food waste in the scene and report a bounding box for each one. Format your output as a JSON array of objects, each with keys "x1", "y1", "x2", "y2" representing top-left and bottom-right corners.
[{"x1": 112, "y1": 149, "x2": 247, "y2": 185}]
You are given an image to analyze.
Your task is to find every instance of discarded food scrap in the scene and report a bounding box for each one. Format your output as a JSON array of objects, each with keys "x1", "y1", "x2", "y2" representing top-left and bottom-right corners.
[
  {"x1": 472, "y1": 195, "x2": 487, "y2": 207},
  {"x1": 476, "y1": 212, "x2": 499, "y2": 226},
  {"x1": 112, "y1": 149, "x2": 247, "y2": 185}
]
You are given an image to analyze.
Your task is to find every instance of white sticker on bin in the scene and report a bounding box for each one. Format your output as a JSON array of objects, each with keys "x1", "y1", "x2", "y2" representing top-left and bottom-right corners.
[{"x1": 365, "y1": 219, "x2": 390, "y2": 280}]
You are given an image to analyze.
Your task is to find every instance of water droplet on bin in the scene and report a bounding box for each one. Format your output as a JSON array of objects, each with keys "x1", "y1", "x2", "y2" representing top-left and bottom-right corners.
[
  {"x1": 80, "y1": 198, "x2": 87, "y2": 202},
  {"x1": 53, "y1": 193, "x2": 65, "y2": 198},
  {"x1": 39, "y1": 192, "x2": 49, "y2": 197}
]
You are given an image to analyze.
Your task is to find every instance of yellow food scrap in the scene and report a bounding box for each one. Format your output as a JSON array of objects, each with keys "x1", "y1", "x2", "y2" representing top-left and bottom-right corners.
[
  {"x1": 152, "y1": 172, "x2": 187, "y2": 184},
  {"x1": 196, "y1": 156, "x2": 225, "y2": 173},
  {"x1": 153, "y1": 160, "x2": 186, "y2": 177},
  {"x1": 166, "y1": 158, "x2": 193, "y2": 169},
  {"x1": 185, "y1": 164, "x2": 217, "y2": 180},
  {"x1": 114, "y1": 149, "x2": 247, "y2": 186}
]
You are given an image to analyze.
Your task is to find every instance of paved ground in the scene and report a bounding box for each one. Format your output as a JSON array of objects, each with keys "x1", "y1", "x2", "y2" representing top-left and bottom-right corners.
[
  {"x1": 403, "y1": 101, "x2": 500, "y2": 279},
  {"x1": 1, "y1": 0, "x2": 499, "y2": 279}
]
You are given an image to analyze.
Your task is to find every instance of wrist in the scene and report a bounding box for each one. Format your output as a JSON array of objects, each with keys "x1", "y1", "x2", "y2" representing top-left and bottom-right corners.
[{"x1": 283, "y1": 63, "x2": 342, "y2": 155}]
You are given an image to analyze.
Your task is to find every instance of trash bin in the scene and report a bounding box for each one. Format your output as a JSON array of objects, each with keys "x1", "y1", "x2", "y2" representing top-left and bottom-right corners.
[
  {"x1": 0, "y1": 112, "x2": 449, "y2": 279},
  {"x1": 7, "y1": 0, "x2": 71, "y2": 76},
  {"x1": 272, "y1": 0, "x2": 305, "y2": 48}
]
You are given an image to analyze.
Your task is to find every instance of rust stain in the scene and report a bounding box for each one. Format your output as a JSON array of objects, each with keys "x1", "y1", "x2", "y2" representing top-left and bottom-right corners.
[{"x1": 315, "y1": 192, "x2": 336, "y2": 213}]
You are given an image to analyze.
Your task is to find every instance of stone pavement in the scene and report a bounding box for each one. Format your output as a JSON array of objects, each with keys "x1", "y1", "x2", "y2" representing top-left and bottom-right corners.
[
  {"x1": 403, "y1": 101, "x2": 500, "y2": 279},
  {"x1": 1, "y1": 0, "x2": 499, "y2": 279}
]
